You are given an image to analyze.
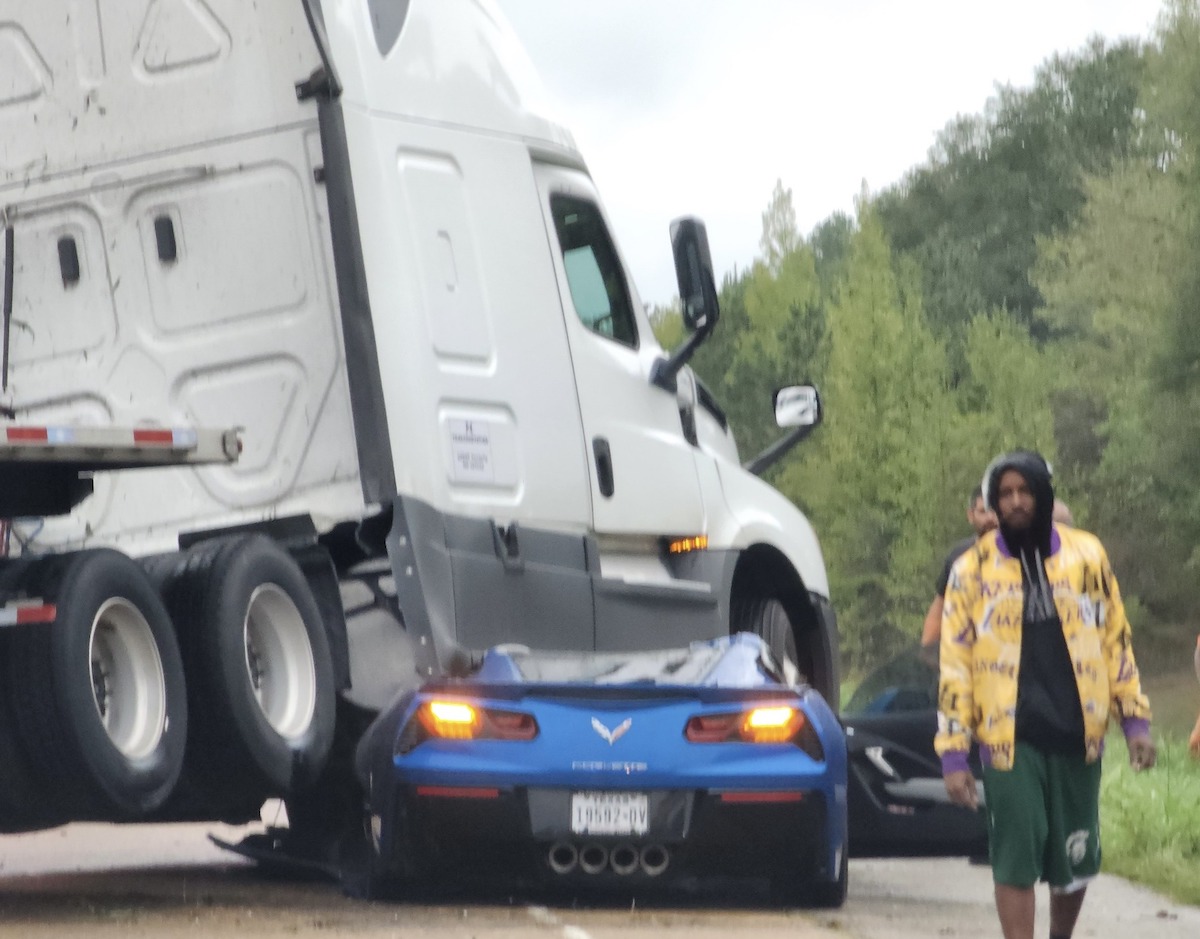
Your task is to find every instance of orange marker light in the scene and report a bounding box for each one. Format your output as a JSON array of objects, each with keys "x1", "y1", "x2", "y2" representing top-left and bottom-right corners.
[
  {"x1": 419, "y1": 700, "x2": 480, "y2": 739},
  {"x1": 741, "y1": 706, "x2": 803, "y2": 744},
  {"x1": 667, "y1": 534, "x2": 709, "y2": 554}
]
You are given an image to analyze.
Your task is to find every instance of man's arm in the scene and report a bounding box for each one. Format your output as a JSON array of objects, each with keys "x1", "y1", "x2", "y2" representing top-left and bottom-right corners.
[
  {"x1": 920, "y1": 595, "x2": 944, "y2": 648},
  {"x1": 923, "y1": 543, "x2": 962, "y2": 648},
  {"x1": 936, "y1": 554, "x2": 977, "y2": 804}
]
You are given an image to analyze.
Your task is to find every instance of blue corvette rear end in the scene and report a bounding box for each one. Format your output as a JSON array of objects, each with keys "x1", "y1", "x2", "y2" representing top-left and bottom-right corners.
[{"x1": 356, "y1": 633, "x2": 848, "y2": 905}]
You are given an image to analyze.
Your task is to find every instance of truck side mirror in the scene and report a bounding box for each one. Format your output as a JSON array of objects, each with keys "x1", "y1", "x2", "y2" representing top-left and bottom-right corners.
[
  {"x1": 774, "y1": 384, "x2": 821, "y2": 428},
  {"x1": 744, "y1": 384, "x2": 823, "y2": 477},
  {"x1": 671, "y1": 217, "x2": 719, "y2": 333},
  {"x1": 651, "y1": 217, "x2": 720, "y2": 393}
]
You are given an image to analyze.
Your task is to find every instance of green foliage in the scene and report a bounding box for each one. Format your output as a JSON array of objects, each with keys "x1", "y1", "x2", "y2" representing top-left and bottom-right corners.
[
  {"x1": 697, "y1": 8, "x2": 1200, "y2": 677},
  {"x1": 689, "y1": 182, "x2": 834, "y2": 465},
  {"x1": 647, "y1": 299, "x2": 685, "y2": 350},
  {"x1": 877, "y1": 37, "x2": 1150, "y2": 341},
  {"x1": 956, "y1": 311, "x2": 1057, "y2": 455},
  {"x1": 759, "y1": 179, "x2": 801, "y2": 276},
  {"x1": 776, "y1": 208, "x2": 956, "y2": 667},
  {"x1": 1100, "y1": 733, "x2": 1200, "y2": 906}
]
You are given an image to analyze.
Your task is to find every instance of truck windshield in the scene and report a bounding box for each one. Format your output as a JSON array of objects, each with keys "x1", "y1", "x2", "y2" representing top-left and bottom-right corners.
[{"x1": 550, "y1": 195, "x2": 638, "y2": 349}]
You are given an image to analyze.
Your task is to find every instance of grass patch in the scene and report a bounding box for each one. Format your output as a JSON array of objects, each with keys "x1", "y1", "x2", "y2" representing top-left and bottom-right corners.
[{"x1": 1101, "y1": 733, "x2": 1200, "y2": 906}]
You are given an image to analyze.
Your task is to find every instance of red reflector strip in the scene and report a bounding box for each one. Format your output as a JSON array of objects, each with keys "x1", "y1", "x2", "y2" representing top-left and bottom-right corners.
[
  {"x1": 6, "y1": 426, "x2": 49, "y2": 442},
  {"x1": 415, "y1": 786, "x2": 501, "y2": 799},
  {"x1": 718, "y1": 791, "x2": 804, "y2": 804},
  {"x1": 132, "y1": 428, "x2": 176, "y2": 445},
  {"x1": 0, "y1": 603, "x2": 56, "y2": 627}
]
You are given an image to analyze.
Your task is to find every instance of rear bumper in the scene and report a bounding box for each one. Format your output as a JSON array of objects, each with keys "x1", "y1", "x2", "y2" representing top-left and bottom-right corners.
[{"x1": 372, "y1": 781, "x2": 840, "y2": 883}]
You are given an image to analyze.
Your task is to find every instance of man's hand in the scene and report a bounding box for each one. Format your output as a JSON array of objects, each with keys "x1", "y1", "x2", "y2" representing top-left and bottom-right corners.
[
  {"x1": 1128, "y1": 734, "x2": 1156, "y2": 772},
  {"x1": 944, "y1": 770, "x2": 979, "y2": 810},
  {"x1": 1189, "y1": 716, "x2": 1200, "y2": 761}
]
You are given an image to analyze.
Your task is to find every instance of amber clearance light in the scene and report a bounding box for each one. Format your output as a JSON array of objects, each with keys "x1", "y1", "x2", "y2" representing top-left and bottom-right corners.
[{"x1": 667, "y1": 534, "x2": 708, "y2": 554}]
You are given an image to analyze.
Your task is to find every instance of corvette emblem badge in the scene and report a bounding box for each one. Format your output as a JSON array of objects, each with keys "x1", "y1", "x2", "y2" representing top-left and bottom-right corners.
[{"x1": 591, "y1": 717, "x2": 632, "y2": 745}]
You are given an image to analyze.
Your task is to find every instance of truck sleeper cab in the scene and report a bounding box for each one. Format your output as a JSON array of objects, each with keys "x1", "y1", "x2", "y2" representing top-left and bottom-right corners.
[{"x1": 0, "y1": 0, "x2": 836, "y2": 843}]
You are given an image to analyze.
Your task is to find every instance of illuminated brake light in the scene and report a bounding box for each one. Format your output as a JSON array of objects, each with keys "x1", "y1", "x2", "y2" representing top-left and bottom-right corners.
[
  {"x1": 685, "y1": 706, "x2": 805, "y2": 745},
  {"x1": 668, "y1": 534, "x2": 708, "y2": 554},
  {"x1": 409, "y1": 700, "x2": 539, "y2": 746},
  {"x1": 742, "y1": 706, "x2": 803, "y2": 744},
  {"x1": 419, "y1": 700, "x2": 480, "y2": 739}
]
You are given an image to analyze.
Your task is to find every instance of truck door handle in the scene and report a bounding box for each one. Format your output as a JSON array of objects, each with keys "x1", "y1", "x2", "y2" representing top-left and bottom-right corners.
[
  {"x1": 491, "y1": 520, "x2": 523, "y2": 572},
  {"x1": 592, "y1": 437, "x2": 614, "y2": 498}
]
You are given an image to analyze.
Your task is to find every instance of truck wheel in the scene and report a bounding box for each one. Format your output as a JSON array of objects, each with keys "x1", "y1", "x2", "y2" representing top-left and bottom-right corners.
[
  {"x1": 7, "y1": 550, "x2": 188, "y2": 819},
  {"x1": 168, "y1": 535, "x2": 335, "y2": 797},
  {"x1": 733, "y1": 595, "x2": 799, "y2": 678}
]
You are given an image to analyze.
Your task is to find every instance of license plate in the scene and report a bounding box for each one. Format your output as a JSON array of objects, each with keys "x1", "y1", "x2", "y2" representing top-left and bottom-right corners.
[{"x1": 570, "y1": 791, "x2": 649, "y2": 836}]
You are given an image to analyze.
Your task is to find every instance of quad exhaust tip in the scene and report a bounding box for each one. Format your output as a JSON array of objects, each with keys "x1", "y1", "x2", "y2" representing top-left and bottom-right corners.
[
  {"x1": 548, "y1": 841, "x2": 578, "y2": 874},
  {"x1": 609, "y1": 843, "x2": 638, "y2": 876},
  {"x1": 578, "y1": 843, "x2": 608, "y2": 875},
  {"x1": 546, "y1": 842, "x2": 671, "y2": 877},
  {"x1": 640, "y1": 843, "x2": 670, "y2": 877}
]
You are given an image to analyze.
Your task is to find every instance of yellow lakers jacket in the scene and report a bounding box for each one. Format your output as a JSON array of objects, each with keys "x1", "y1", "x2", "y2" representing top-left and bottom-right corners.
[{"x1": 935, "y1": 523, "x2": 1151, "y2": 773}]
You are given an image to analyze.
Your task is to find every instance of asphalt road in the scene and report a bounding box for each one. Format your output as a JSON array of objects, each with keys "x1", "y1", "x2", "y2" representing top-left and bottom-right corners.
[{"x1": 0, "y1": 822, "x2": 1197, "y2": 938}]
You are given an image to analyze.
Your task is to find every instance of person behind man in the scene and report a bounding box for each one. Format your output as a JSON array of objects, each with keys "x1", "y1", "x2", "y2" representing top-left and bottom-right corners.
[
  {"x1": 1052, "y1": 499, "x2": 1073, "y2": 526},
  {"x1": 936, "y1": 449, "x2": 1155, "y2": 939},
  {"x1": 920, "y1": 484, "x2": 997, "y2": 648}
]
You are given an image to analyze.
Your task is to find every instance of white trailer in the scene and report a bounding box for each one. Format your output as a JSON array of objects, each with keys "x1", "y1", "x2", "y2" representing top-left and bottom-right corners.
[{"x1": 0, "y1": 0, "x2": 836, "y2": 855}]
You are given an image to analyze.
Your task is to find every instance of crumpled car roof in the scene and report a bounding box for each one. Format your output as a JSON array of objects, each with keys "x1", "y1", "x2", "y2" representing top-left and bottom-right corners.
[{"x1": 472, "y1": 631, "x2": 794, "y2": 689}]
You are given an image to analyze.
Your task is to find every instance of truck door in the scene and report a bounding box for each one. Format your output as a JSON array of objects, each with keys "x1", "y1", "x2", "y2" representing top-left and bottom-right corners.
[{"x1": 534, "y1": 164, "x2": 706, "y2": 539}]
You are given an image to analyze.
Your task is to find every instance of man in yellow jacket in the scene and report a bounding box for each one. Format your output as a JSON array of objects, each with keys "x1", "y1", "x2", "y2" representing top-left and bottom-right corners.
[{"x1": 936, "y1": 449, "x2": 1155, "y2": 939}]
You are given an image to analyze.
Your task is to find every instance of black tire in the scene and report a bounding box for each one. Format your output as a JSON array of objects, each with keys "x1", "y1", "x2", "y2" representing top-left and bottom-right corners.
[
  {"x1": 804, "y1": 846, "x2": 849, "y2": 908},
  {"x1": 355, "y1": 806, "x2": 405, "y2": 901},
  {"x1": 281, "y1": 698, "x2": 372, "y2": 869},
  {"x1": 6, "y1": 550, "x2": 188, "y2": 819},
  {"x1": 733, "y1": 595, "x2": 799, "y2": 677},
  {"x1": 771, "y1": 836, "x2": 849, "y2": 909},
  {"x1": 164, "y1": 535, "x2": 336, "y2": 797}
]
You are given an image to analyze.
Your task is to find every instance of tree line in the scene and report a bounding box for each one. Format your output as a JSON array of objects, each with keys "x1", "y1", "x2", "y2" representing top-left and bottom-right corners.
[{"x1": 654, "y1": 0, "x2": 1200, "y2": 675}]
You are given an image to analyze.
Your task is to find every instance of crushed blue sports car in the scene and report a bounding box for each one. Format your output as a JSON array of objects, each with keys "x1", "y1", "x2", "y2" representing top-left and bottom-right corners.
[{"x1": 353, "y1": 632, "x2": 848, "y2": 905}]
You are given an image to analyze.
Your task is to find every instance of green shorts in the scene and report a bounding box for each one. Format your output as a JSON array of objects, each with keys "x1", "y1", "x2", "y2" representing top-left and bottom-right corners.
[{"x1": 981, "y1": 741, "x2": 1101, "y2": 890}]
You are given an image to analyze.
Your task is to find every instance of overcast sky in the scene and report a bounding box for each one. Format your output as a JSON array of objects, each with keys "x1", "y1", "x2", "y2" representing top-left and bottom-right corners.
[{"x1": 495, "y1": 0, "x2": 1165, "y2": 308}]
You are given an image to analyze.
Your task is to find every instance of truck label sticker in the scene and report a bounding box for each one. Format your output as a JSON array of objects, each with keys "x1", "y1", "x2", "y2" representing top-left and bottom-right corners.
[{"x1": 448, "y1": 418, "x2": 494, "y2": 483}]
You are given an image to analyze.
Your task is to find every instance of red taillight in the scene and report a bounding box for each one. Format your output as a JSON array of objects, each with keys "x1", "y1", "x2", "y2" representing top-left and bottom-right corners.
[
  {"x1": 685, "y1": 706, "x2": 806, "y2": 745},
  {"x1": 684, "y1": 712, "x2": 742, "y2": 743},
  {"x1": 487, "y1": 708, "x2": 538, "y2": 741}
]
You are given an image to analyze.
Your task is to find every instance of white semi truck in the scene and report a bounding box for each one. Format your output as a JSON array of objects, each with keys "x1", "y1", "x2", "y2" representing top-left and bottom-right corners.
[{"x1": 0, "y1": 0, "x2": 836, "y2": 854}]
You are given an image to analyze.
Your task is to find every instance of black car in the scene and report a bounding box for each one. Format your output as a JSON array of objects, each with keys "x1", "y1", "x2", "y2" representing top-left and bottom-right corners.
[{"x1": 842, "y1": 646, "x2": 988, "y2": 858}]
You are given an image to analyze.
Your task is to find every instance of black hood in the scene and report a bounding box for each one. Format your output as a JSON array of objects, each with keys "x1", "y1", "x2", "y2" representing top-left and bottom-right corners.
[{"x1": 984, "y1": 449, "x2": 1055, "y2": 557}]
